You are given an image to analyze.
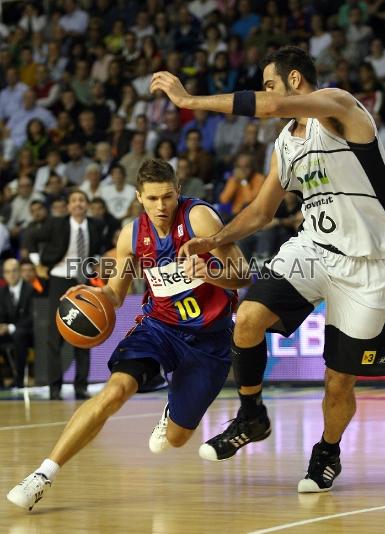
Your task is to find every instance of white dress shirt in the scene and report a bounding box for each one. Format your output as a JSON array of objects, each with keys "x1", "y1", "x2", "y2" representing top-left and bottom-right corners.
[
  {"x1": 7, "y1": 278, "x2": 23, "y2": 334},
  {"x1": 50, "y1": 217, "x2": 89, "y2": 279}
]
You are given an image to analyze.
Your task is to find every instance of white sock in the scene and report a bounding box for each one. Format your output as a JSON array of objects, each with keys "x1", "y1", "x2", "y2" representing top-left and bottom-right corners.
[{"x1": 36, "y1": 459, "x2": 60, "y2": 481}]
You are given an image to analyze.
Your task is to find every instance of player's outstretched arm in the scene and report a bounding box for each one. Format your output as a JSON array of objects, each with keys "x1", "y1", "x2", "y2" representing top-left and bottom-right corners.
[
  {"x1": 179, "y1": 153, "x2": 285, "y2": 258},
  {"x1": 185, "y1": 204, "x2": 251, "y2": 289},
  {"x1": 150, "y1": 73, "x2": 374, "y2": 142}
]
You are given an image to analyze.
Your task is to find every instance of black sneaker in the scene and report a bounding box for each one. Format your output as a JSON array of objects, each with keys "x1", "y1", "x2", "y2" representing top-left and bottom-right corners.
[
  {"x1": 298, "y1": 442, "x2": 342, "y2": 493},
  {"x1": 199, "y1": 405, "x2": 271, "y2": 461}
]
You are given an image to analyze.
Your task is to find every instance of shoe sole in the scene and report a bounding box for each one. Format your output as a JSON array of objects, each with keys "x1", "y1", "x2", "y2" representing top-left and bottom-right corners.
[
  {"x1": 297, "y1": 477, "x2": 334, "y2": 493},
  {"x1": 199, "y1": 426, "x2": 272, "y2": 462}
]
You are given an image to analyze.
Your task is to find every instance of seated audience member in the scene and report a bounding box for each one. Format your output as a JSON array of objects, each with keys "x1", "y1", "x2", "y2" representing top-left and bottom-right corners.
[
  {"x1": 89, "y1": 197, "x2": 121, "y2": 253},
  {"x1": 0, "y1": 258, "x2": 34, "y2": 388}
]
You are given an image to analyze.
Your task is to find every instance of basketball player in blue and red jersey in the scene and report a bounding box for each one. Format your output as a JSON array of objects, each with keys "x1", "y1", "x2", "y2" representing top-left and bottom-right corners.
[{"x1": 7, "y1": 158, "x2": 250, "y2": 511}]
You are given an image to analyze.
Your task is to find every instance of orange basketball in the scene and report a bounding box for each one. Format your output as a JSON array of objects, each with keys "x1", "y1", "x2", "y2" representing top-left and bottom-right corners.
[{"x1": 56, "y1": 287, "x2": 116, "y2": 348}]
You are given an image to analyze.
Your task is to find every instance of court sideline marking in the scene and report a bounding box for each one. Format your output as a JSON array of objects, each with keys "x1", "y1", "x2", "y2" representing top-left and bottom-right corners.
[
  {"x1": 0, "y1": 398, "x2": 319, "y2": 432},
  {"x1": 248, "y1": 505, "x2": 385, "y2": 533}
]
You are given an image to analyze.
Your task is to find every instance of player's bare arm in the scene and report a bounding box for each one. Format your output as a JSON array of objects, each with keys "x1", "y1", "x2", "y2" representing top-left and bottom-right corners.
[
  {"x1": 150, "y1": 73, "x2": 374, "y2": 144},
  {"x1": 179, "y1": 153, "x2": 285, "y2": 257},
  {"x1": 185, "y1": 204, "x2": 251, "y2": 289},
  {"x1": 103, "y1": 223, "x2": 135, "y2": 307}
]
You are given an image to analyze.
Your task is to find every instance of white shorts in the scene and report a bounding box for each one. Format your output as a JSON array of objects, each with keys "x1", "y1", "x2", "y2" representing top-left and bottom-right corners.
[{"x1": 244, "y1": 232, "x2": 385, "y2": 375}]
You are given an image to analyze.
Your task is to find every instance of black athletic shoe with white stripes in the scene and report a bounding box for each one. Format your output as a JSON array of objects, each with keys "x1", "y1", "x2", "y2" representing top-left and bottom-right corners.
[
  {"x1": 199, "y1": 405, "x2": 271, "y2": 461},
  {"x1": 298, "y1": 442, "x2": 342, "y2": 493}
]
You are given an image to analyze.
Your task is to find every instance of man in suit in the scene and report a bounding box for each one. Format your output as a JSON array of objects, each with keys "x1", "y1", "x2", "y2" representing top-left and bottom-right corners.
[
  {"x1": 0, "y1": 258, "x2": 34, "y2": 388},
  {"x1": 28, "y1": 190, "x2": 103, "y2": 400}
]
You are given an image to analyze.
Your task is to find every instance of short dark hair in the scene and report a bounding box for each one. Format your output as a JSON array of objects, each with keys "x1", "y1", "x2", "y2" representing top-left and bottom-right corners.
[
  {"x1": 67, "y1": 189, "x2": 89, "y2": 203},
  {"x1": 137, "y1": 159, "x2": 177, "y2": 191},
  {"x1": 91, "y1": 197, "x2": 107, "y2": 208},
  {"x1": 261, "y1": 46, "x2": 317, "y2": 88}
]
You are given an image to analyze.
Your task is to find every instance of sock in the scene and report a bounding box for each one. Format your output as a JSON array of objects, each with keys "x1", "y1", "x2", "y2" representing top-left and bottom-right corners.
[
  {"x1": 36, "y1": 458, "x2": 60, "y2": 481},
  {"x1": 238, "y1": 390, "x2": 263, "y2": 419},
  {"x1": 319, "y1": 435, "x2": 340, "y2": 455}
]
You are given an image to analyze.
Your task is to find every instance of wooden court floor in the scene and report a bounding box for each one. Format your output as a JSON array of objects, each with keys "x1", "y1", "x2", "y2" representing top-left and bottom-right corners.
[{"x1": 1, "y1": 387, "x2": 385, "y2": 534}]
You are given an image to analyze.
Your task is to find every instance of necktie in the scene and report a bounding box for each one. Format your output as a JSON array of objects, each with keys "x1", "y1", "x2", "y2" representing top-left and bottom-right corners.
[{"x1": 76, "y1": 227, "x2": 87, "y2": 283}]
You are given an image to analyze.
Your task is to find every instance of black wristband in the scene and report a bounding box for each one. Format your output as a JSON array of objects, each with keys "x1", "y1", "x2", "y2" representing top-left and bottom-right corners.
[{"x1": 232, "y1": 90, "x2": 256, "y2": 117}]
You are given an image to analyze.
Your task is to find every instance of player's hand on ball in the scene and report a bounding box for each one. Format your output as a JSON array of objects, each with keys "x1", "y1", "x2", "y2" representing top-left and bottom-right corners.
[
  {"x1": 178, "y1": 237, "x2": 216, "y2": 258},
  {"x1": 150, "y1": 71, "x2": 190, "y2": 107}
]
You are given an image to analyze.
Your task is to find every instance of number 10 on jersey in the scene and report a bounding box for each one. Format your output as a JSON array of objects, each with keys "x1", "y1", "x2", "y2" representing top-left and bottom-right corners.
[{"x1": 174, "y1": 297, "x2": 201, "y2": 320}]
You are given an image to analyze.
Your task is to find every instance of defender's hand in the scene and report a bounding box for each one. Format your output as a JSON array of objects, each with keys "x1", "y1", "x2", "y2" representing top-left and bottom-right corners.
[
  {"x1": 150, "y1": 71, "x2": 190, "y2": 108},
  {"x1": 178, "y1": 237, "x2": 216, "y2": 258},
  {"x1": 183, "y1": 257, "x2": 207, "y2": 280}
]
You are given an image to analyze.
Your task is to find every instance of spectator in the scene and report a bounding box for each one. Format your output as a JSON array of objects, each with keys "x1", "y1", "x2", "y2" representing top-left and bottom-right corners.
[
  {"x1": 173, "y1": 6, "x2": 201, "y2": 56},
  {"x1": 231, "y1": 0, "x2": 261, "y2": 39},
  {"x1": 7, "y1": 177, "x2": 44, "y2": 238},
  {"x1": 338, "y1": 0, "x2": 368, "y2": 28},
  {"x1": 6, "y1": 89, "x2": 56, "y2": 148},
  {"x1": 132, "y1": 10, "x2": 154, "y2": 44},
  {"x1": 202, "y1": 24, "x2": 228, "y2": 66},
  {"x1": 50, "y1": 197, "x2": 68, "y2": 218},
  {"x1": 121, "y1": 31, "x2": 141, "y2": 67},
  {"x1": 90, "y1": 43, "x2": 114, "y2": 83},
  {"x1": 227, "y1": 35, "x2": 245, "y2": 70},
  {"x1": 59, "y1": 0, "x2": 89, "y2": 36},
  {"x1": 158, "y1": 109, "x2": 182, "y2": 146},
  {"x1": 101, "y1": 164, "x2": 136, "y2": 220},
  {"x1": 46, "y1": 42, "x2": 68, "y2": 82},
  {"x1": 34, "y1": 149, "x2": 66, "y2": 193},
  {"x1": 94, "y1": 142, "x2": 117, "y2": 180},
  {"x1": 316, "y1": 29, "x2": 352, "y2": 83},
  {"x1": 42, "y1": 174, "x2": 67, "y2": 207},
  {"x1": 51, "y1": 111, "x2": 76, "y2": 157},
  {"x1": 326, "y1": 59, "x2": 360, "y2": 92},
  {"x1": 309, "y1": 14, "x2": 332, "y2": 59},
  {"x1": 238, "y1": 121, "x2": 267, "y2": 173},
  {"x1": 117, "y1": 83, "x2": 146, "y2": 129},
  {"x1": 0, "y1": 67, "x2": 28, "y2": 122},
  {"x1": 105, "y1": 19, "x2": 126, "y2": 55},
  {"x1": 89, "y1": 197, "x2": 121, "y2": 253},
  {"x1": 219, "y1": 152, "x2": 264, "y2": 216},
  {"x1": 142, "y1": 36, "x2": 163, "y2": 73},
  {"x1": 78, "y1": 110, "x2": 106, "y2": 156},
  {"x1": 365, "y1": 37, "x2": 385, "y2": 81},
  {"x1": 119, "y1": 132, "x2": 152, "y2": 186},
  {"x1": 20, "y1": 200, "x2": 49, "y2": 258},
  {"x1": 18, "y1": 45, "x2": 38, "y2": 88},
  {"x1": 33, "y1": 64, "x2": 60, "y2": 109},
  {"x1": 56, "y1": 88, "x2": 84, "y2": 126},
  {"x1": 346, "y1": 6, "x2": 373, "y2": 62},
  {"x1": 154, "y1": 139, "x2": 178, "y2": 170},
  {"x1": 176, "y1": 156, "x2": 206, "y2": 199},
  {"x1": 71, "y1": 60, "x2": 93, "y2": 107},
  {"x1": 0, "y1": 258, "x2": 34, "y2": 388},
  {"x1": 179, "y1": 128, "x2": 214, "y2": 183},
  {"x1": 134, "y1": 114, "x2": 158, "y2": 153},
  {"x1": 153, "y1": 12, "x2": 174, "y2": 56},
  {"x1": 79, "y1": 163, "x2": 105, "y2": 200},
  {"x1": 64, "y1": 140, "x2": 93, "y2": 186},
  {"x1": 0, "y1": 222, "x2": 11, "y2": 258},
  {"x1": 132, "y1": 57, "x2": 153, "y2": 100},
  {"x1": 208, "y1": 51, "x2": 238, "y2": 94},
  {"x1": 178, "y1": 110, "x2": 221, "y2": 153},
  {"x1": 27, "y1": 190, "x2": 103, "y2": 399},
  {"x1": 355, "y1": 62, "x2": 384, "y2": 120},
  {"x1": 108, "y1": 114, "x2": 132, "y2": 159},
  {"x1": 214, "y1": 115, "x2": 249, "y2": 167},
  {"x1": 19, "y1": 258, "x2": 47, "y2": 295},
  {"x1": 236, "y1": 45, "x2": 262, "y2": 91},
  {"x1": 24, "y1": 119, "x2": 51, "y2": 166},
  {"x1": 18, "y1": 2, "x2": 47, "y2": 35}
]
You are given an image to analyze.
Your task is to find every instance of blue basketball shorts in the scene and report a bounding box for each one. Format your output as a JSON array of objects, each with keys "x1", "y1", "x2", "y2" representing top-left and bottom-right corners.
[{"x1": 108, "y1": 316, "x2": 232, "y2": 429}]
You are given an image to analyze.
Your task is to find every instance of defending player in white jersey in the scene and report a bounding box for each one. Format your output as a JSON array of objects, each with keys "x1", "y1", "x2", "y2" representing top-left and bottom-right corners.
[{"x1": 151, "y1": 46, "x2": 385, "y2": 493}]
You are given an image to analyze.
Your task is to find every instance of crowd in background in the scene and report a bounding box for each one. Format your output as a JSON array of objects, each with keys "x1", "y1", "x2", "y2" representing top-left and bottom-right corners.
[
  {"x1": 0, "y1": 0, "x2": 384, "y2": 387},
  {"x1": 1, "y1": 0, "x2": 385, "y2": 269}
]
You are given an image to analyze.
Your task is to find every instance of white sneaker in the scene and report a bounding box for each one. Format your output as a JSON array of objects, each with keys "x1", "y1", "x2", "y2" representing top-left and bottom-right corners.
[
  {"x1": 7, "y1": 472, "x2": 51, "y2": 510},
  {"x1": 149, "y1": 403, "x2": 171, "y2": 454}
]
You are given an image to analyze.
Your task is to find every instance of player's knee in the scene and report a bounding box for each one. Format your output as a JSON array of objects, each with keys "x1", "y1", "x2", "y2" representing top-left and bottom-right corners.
[
  {"x1": 166, "y1": 426, "x2": 193, "y2": 448},
  {"x1": 325, "y1": 369, "x2": 356, "y2": 399},
  {"x1": 98, "y1": 378, "x2": 133, "y2": 413},
  {"x1": 236, "y1": 301, "x2": 272, "y2": 335}
]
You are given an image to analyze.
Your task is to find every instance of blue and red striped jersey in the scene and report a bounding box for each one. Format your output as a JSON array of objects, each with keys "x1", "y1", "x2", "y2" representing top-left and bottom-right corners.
[{"x1": 132, "y1": 196, "x2": 237, "y2": 332}]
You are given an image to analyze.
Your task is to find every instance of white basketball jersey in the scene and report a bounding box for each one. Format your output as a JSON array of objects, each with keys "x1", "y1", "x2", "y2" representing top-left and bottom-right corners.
[{"x1": 275, "y1": 102, "x2": 385, "y2": 259}]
